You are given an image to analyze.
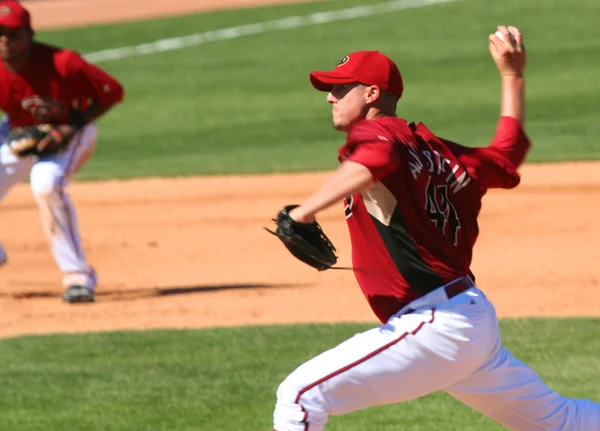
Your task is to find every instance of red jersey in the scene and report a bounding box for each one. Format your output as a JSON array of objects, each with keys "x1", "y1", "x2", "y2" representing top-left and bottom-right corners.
[
  {"x1": 341, "y1": 116, "x2": 530, "y2": 323},
  {"x1": 0, "y1": 42, "x2": 124, "y2": 127}
]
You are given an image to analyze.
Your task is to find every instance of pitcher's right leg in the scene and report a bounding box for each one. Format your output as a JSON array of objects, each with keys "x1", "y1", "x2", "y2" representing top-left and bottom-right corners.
[
  {"x1": 274, "y1": 288, "x2": 499, "y2": 431},
  {"x1": 447, "y1": 342, "x2": 600, "y2": 430}
]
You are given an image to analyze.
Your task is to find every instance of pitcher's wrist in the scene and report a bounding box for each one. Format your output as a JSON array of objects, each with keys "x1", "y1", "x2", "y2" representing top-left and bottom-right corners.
[{"x1": 501, "y1": 74, "x2": 525, "y2": 84}]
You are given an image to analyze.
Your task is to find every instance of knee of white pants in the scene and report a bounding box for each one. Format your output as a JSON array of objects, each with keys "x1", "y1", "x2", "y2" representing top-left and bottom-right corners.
[
  {"x1": 274, "y1": 375, "x2": 328, "y2": 431},
  {"x1": 29, "y1": 165, "x2": 64, "y2": 202}
]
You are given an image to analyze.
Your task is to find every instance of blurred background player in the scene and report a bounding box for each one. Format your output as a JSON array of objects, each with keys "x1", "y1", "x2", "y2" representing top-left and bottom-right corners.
[{"x1": 0, "y1": 1, "x2": 124, "y2": 303}]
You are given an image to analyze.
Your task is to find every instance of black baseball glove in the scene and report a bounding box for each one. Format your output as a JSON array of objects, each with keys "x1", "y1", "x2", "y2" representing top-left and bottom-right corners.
[
  {"x1": 265, "y1": 205, "x2": 338, "y2": 271},
  {"x1": 7, "y1": 124, "x2": 76, "y2": 157}
]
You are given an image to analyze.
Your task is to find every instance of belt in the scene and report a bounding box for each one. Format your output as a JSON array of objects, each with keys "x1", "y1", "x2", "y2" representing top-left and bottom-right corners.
[{"x1": 403, "y1": 276, "x2": 474, "y2": 315}]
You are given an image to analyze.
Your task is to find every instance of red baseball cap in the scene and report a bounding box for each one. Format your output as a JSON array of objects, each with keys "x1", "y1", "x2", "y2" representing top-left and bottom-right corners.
[
  {"x1": 310, "y1": 50, "x2": 404, "y2": 98},
  {"x1": 0, "y1": 1, "x2": 31, "y2": 29}
]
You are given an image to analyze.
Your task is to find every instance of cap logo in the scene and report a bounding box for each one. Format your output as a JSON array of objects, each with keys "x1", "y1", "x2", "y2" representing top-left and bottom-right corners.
[
  {"x1": 336, "y1": 56, "x2": 349, "y2": 67},
  {"x1": 0, "y1": 6, "x2": 12, "y2": 16}
]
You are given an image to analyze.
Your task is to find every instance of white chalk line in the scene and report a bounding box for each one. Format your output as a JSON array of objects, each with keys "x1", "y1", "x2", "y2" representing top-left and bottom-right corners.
[{"x1": 83, "y1": 0, "x2": 462, "y2": 64}]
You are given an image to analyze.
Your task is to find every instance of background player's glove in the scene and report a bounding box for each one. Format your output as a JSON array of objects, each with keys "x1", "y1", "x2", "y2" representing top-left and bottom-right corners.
[
  {"x1": 265, "y1": 205, "x2": 338, "y2": 271},
  {"x1": 7, "y1": 124, "x2": 75, "y2": 157}
]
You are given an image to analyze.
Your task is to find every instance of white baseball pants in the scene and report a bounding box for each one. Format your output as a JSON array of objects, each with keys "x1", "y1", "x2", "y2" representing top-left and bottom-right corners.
[
  {"x1": 274, "y1": 277, "x2": 600, "y2": 431},
  {"x1": 0, "y1": 117, "x2": 98, "y2": 289}
]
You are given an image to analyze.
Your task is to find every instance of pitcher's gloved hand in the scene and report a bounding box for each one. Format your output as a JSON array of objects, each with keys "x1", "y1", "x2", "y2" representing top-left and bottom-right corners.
[{"x1": 265, "y1": 205, "x2": 338, "y2": 271}]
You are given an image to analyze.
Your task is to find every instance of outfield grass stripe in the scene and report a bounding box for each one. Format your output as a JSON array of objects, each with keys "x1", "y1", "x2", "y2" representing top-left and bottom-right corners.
[
  {"x1": 83, "y1": 0, "x2": 462, "y2": 63},
  {"x1": 30, "y1": 0, "x2": 597, "y2": 179},
  {"x1": 1, "y1": 321, "x2": 599, "y2": 430}
]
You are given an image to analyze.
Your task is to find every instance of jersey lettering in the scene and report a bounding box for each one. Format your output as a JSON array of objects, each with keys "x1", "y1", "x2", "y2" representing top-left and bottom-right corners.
[{"x1": 425, "y1": 176, "x2": 461, "y2": 245}]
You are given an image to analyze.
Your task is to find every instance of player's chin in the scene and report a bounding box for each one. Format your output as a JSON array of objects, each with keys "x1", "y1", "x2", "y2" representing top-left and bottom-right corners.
[
  {"x1": 332, "y1": 120, "x2": 351, "y2": 132},
  {"x1": 0, "y1": 50, "x2": 14, "y2": 61}
]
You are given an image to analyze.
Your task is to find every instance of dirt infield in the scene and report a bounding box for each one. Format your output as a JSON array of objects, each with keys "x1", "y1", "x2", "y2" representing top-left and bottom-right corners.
[
  {"x1": 22, "y1": 0, "x2": 327, "y2": 30},
  {"x1": 1, "y1": 1, "x2": 599, "y2": 338}
]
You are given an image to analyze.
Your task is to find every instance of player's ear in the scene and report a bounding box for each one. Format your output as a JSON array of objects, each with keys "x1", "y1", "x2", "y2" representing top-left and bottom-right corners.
[
  {"x1": 364, "y1": 85, "x2": 381, "y2": 104},
  {"x1": 22, "y1": 26, "x2": 34, "y2": 41}
]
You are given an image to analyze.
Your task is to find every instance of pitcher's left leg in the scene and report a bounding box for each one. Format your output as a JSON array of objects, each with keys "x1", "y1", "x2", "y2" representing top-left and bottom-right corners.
[
  {"x1": 29, "y1": 124, "x2": 99, "y2": 303},
  {"x1": 447, "y1": 342, "x2": 600, "y2": 430}
]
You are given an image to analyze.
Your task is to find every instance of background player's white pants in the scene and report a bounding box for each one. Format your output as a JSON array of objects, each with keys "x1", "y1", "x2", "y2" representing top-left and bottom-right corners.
[
  {"x1": 0, "y1": 117, "x2": 98, "y2": 289},
  {"x1": 274, "y1": 278, "x2": 600, "y2": 431}
]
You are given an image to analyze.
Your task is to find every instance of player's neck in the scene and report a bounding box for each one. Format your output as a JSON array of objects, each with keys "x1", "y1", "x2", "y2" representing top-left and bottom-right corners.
[
  {"x1": 366, "y1": 108, "x2": 397, "y2": 121},
  {"x1": 3, "y1": 59, "x2": 25, "y2": 72}
]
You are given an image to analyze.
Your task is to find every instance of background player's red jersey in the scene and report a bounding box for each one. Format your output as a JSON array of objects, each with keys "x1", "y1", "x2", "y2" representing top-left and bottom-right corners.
[
  {"x1": 0, "y1": 42, "x2": 124, "y2": 127},
  {"x1": 341, "y1": 116, "x2": 530, "y2": 322}
]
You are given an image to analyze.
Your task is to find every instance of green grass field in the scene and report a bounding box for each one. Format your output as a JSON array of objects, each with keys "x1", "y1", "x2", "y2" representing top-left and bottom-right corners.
[
  {"x1": 25, "y1": 0, "x2": 600, "y2": 180},
  {"x1": 3, "y1": 1, "x2": 600, "y2": 430},
  {"x1": 1, "y1": 319, "x2": 600, "y2": 431}
]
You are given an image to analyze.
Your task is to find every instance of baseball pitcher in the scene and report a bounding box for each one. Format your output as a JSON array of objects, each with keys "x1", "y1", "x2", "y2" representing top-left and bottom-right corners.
[
  {"x1": 0, "y1": 1, "x2": 124, "y2": 303},
  {"x1": 267, "y1": 26, "x2": 600, "y2": 430}
]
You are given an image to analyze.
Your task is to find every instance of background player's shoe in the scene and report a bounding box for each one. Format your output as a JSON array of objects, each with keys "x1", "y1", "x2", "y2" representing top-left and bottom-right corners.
[
  {"x1": 0, "y1": 242, "x2": 7, "y2": 266},
  {"x1": 62, "y1": 285, "x2": 95, "y2": 303}
]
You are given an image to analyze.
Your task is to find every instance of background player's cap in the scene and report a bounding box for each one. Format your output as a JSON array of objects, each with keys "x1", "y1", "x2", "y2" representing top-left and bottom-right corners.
[
  {"x1": 0, "y1": 1, "x2": 31, "y2": 29},
  {"x1": 309, "y1": 50, "x2": 404, "y2": 98}
]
